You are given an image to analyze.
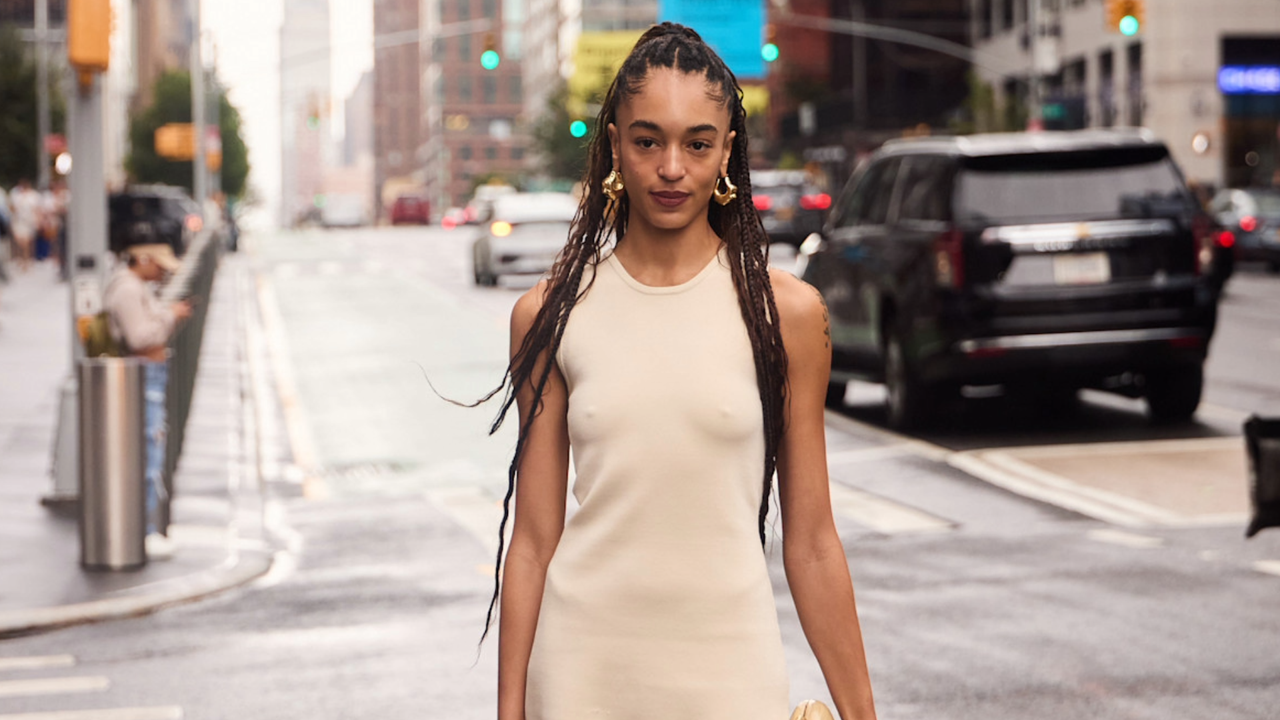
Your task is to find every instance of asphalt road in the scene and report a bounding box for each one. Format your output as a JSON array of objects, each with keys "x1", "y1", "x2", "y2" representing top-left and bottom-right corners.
[{"x1": 2, "y1": 226, "x2": 1278, "y2": 720}]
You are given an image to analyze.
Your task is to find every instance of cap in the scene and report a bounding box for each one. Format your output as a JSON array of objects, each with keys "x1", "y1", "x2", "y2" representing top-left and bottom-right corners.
[{"x1": 127, "y1": 243, "x2": 182, "y2": 273}]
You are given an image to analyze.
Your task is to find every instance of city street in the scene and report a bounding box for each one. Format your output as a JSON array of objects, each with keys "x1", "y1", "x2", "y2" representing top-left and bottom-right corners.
[{"x1": 2, "y1": 224, "x2": 1278, "y2": 720}]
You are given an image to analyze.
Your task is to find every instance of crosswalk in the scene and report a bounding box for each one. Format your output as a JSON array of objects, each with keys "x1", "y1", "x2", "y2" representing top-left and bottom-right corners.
[{"x1": 0, "y1": 656, "x2": 182, "y2": 720}]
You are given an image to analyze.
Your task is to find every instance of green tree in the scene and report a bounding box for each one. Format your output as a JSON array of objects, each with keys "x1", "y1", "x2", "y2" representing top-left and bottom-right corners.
[
  {"x1": 126, "y1": 70, "x2": 250, "y2": 198},
  {"x1": 0, "y1": 25, "x2": 66, "y2": 187},
  {"x1": 530, "y1": 82, "x2": 590, "y2": 182}
]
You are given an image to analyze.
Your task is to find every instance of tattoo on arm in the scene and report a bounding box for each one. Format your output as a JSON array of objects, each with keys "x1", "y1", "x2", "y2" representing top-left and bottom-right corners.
[{"x1": 808, "y1": 283, "x2": 831, "y2": 349}]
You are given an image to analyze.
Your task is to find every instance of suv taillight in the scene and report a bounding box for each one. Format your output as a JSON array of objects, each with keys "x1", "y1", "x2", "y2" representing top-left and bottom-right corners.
[
  {"x1": 185, "y1": 214, "x2": 203, "y2": 233},
  {"x1": 799, "y1": 193, "x2": 831, "y2": 211},
  {"x1": 933, "y1": 228, "x2": 964, "y2": 289}
]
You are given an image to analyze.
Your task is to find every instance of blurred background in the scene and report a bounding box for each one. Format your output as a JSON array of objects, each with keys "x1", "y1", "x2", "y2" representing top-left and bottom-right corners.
[{"x1": 0, "y1": 2, "x2": 1279, "y2": 720}]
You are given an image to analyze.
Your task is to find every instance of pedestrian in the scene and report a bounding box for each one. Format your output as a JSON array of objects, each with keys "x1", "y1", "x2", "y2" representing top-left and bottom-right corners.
[
  {"x1": 9, "y1": 179, "x2": 41, "y2": 272},
  {"x1": 485, "y1": 23, "x2": 876, "y2": 720},
  {"x1": 102, "y1": 244, "x2": 192, "y2": 558},
  {"x1": 0, "y1": 185, "x2": 12, "y2": 284}
]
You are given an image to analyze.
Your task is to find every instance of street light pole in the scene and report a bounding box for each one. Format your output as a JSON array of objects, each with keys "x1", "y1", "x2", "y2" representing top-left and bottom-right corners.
[
  {"x1": 36, "y1": 0, "x2": 51, "y2": 190},
  {"x1": 191, "y1": 0, "x2": 207, "y2": 207}
]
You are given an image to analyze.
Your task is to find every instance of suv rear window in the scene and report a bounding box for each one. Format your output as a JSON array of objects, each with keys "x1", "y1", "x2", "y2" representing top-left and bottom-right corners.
[{"x1": 955, "y1": 146, "x2": 1194, "y2": 224}]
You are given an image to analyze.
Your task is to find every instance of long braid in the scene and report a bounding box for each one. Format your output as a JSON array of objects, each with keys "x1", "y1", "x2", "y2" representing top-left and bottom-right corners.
[{"x1": 478, "y1": 22, "x2": 789, "y2": 640}]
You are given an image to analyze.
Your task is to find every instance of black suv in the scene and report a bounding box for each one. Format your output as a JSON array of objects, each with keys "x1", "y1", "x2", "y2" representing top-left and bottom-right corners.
[
  {"x1": 109, "y1": 185, "x2": 203, "y2": 255},
  {"x1": 751, "y1": 169, "x2": 831, "y2": 246},
  {"x1": 800, "y1": 130, "x2": 1220, "y2": 429}
]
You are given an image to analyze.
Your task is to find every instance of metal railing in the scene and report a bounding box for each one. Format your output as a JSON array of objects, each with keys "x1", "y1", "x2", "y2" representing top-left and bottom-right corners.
[{"x1": 156, "y1": 229, "x2": 223, "y2": 531}]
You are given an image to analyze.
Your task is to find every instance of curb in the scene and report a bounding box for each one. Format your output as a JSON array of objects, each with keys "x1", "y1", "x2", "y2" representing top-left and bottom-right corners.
[{"x1": 0, "y1": 550, "x2": 273, "y2": 639}]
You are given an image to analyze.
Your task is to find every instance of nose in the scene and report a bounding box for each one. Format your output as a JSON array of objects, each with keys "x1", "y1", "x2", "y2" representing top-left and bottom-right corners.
[{"x1": 656, "y1": 146, "x2": 685, "y2": 182}]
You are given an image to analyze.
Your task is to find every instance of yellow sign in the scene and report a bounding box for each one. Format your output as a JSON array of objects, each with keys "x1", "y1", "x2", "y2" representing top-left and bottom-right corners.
[
  {"x1": 569, "y1": 31, "x2": 644, "y2": 116},
  {"x1": 155, "y1": 123, "x2": 195, "y2": 160},
  {"x1": 741, "y1": 85, "x2": 769, "y2": 118}
]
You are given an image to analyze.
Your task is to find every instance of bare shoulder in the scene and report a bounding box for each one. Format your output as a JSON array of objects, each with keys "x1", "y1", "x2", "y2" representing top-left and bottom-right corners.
[
  {"x1": 769, "y1": 268, "x2": 828, "y2": 346},
  {"x1": 510, "y1": 279, "x2": 551, "y2": 337}
]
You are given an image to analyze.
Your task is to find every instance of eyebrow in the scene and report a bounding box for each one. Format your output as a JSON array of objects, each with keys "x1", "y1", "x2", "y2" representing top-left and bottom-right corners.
[{"x1": 628, "y1": 120, "x2": 720, "y2": 135}]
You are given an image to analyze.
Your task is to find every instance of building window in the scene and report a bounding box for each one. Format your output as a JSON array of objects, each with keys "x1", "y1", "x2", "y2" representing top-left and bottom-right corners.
[
  {"x1": 486, "y1": 146, "x2": 497, "y2": 160},
  {"x1": 433, "y1": 37, "x2": 444, "y2": 61},
  {"x1": 459, "y1": 145, "x2": 473, "y2": 160},
  {"x1": 511, "y1": 146, "x2": 524, "y2": 161},
  {"x1": 1127, "y1": 42, "x2": 1143, "y2": 127},
  {"x1": 484, "y1": 75, "x2": 497, "y2": 103},
  {"x1": 460, "y1": 76, "x2": 473, "y2": 101},
  {"x1": 437, "y1": 76, "x2": 446, "y2": 102},
  {"x1": 457, "y1": 0, "x2": 470, "y2": 21},
  {"x1": 509, "y1": 74, "x2": 522, "y2": 103},
  {"x1": 460, "y1": 35, "x2": 471, "y2": 61},
  {"x1": 1001, "y1": 0, "x2": 1014, "y2": 31},
  {"x1": 978, "y1": 0, "x2": 992, "y2": 39},
  {"x1": 483, "y1": 0, "x2": 496, "y2": 15}
]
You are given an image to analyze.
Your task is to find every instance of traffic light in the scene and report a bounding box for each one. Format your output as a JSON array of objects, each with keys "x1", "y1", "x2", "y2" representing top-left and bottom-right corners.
[
  {"x1": 569, "y1": 120, "x2": 588, "y2": 139},
  {"x1": 761, "y1": 23, "x2": 779, "y2": 63},
  {"x1": 68, "y1": 0, "x2": 111, "y2": 80},
  {"x1": 1106, "y1": 0, "x2": 1143, "y2": 36},
  {"x1": 481, "y1": 33, "x2": 500, "y2": 70}
]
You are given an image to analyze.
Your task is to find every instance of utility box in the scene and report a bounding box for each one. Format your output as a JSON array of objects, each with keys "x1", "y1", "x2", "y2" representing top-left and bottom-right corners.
[
  {"x1": 1245, "y1": 416, "x2": 1280, "y2": 538},
  {"x1": 79, "y1": 358, "x2": 147, "y2": 570}
]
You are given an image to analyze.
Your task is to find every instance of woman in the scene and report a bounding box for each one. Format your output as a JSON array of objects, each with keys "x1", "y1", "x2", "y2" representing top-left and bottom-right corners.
[{"x1": 488, "y1": 23, "x2": 877, "y2": 720}]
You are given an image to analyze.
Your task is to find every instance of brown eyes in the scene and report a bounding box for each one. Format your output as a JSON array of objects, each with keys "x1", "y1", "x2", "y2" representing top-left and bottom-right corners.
[{"x1": 633, "y1": 139, "x2": 713, "y2": 151}]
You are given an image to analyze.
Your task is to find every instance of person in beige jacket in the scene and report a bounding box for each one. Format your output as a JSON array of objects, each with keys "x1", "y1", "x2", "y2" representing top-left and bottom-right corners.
[{"x1": 103, "y1": 244, "x2": 192, "y2": 557}]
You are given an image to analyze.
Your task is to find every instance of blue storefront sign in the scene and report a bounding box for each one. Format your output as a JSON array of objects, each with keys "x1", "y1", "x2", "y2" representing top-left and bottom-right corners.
[
  {"x1": 659, "y1": 0, "x2": 765, "y2": 81},
  {"x1": 1218, "y1": 65, "x2": 1280, "y2": 95}
]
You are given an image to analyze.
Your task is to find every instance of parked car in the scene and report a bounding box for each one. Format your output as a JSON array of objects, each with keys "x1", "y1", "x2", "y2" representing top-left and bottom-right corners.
[
  {"x1": 465, "y1": 184, "x2": 517, "y2": 225},
  {"x1": 799, "y1": 130, "x2": 1221, "y2": 429},
  {"x1": 390, "y1": 194, "x2": 430, "y2": 225},
  {"x1": 1209, "y1": 187, "x2": 1280, "y2": 273},
  {"x1": 108, "y1": 185, "x2": 203, "y2": 256},
  {"x1": 750, "y1": 169, "x2": 831, "y2": 246},
  {"x1": 440, "y1": 206, "x2": 468, "y2": 229},
  {"x1": 320, "y1": 193, "x2": 369, "y2": 229},
  {"x1": 472, "y1": 192, "x2": 577, "y2": 286}
]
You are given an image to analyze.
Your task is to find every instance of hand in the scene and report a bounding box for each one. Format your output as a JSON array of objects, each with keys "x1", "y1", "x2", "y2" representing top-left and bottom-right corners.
[{"x1": 171, "y1": 300, "x2": 193, "y2": 322}]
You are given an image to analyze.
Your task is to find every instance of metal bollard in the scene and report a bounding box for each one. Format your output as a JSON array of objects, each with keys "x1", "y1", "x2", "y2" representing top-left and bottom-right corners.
[{"x1": 79, "y1": 358, "x2": 147, "y2": 570}]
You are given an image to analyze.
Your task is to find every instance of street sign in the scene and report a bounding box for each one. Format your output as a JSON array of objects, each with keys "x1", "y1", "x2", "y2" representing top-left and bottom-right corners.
[{"x1": 155, "y1": 123, "x2": 196, "y2": 161}]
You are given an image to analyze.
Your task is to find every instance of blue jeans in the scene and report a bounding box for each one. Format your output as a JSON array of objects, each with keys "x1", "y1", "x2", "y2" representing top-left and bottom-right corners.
[{"x1": 143, "y1": 361, "x2": 169, "y2": 535}]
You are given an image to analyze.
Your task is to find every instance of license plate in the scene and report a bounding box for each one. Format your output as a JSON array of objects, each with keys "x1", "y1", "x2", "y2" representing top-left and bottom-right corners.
[
  {"x1": 776, "y1": 207, "x2": 795, "y2": 221},
  {"x1": 1053, "y1": 252, "x2": 1110, "y2": 285}
]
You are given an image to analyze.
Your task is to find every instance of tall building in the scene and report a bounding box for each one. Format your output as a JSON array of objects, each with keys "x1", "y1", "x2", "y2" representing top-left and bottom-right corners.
[
  {"x1": 373, "y1": 0, "x2": 421, "y2": 218},
  {"x1": 280, "y1": 0, "x2": 331, "y2": 226},
  {"x1": 421, "y1": 0, "x2": 530, "y2": 211},
  {"x1": 132, "y1": 0, "x2": 195, "y2": 112},
  {"x1": 968, "y1": 0, "x2": 1280, "y2": 187}
]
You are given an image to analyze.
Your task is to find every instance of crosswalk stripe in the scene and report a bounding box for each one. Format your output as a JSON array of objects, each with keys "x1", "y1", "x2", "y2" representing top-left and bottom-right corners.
[
  {"x1": 828, "y1": 483, "x2": 953, "y2": 535},
  {"x1": 0, "y1": 656, "x2": 75, "y2": 672},
  {"x1": 0, "y1": 707, "x2": 183, "y2": 720},
  {"x1": 0, "y1": 677, "x2": 109, "y2": 698},
  {"x1": 1254, "y1": 560, "x2": 1280, "y2": 578}
]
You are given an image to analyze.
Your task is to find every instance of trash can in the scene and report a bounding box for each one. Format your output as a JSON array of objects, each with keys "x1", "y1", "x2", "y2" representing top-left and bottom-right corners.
[
  {"x1": 79, "y1": 357, "x2": 147, "y2": 570},
  {"x1": 1245, "y1": 415, "x2": 1280, "y2": 539}
]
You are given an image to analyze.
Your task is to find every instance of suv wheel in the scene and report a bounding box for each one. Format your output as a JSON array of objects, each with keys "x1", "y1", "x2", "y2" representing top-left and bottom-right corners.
[
  {"x1": 1145, "y1": 364, "x2": 1203, "y2": 424},
  {"x1": 885, "y1": 334, "x2": 931, "y2": 431}
]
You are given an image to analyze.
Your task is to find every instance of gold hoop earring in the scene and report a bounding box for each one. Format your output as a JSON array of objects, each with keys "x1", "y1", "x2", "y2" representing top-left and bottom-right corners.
[
  {"x1": 713, "y1": 175, "x2": 738, "y2": 206},
  {"x1": 603, "y1": 169, "x2": 625, "y2": 201}
]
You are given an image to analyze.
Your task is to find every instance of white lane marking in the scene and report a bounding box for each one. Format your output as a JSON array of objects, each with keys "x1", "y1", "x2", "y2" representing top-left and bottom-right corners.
[
  {"x1": 992, "y1": 436, "x2": 1242, "y2": 459},
  {"x1": 0, "y1": 656, "x2": 75, "y2": 672},
  {"x1": 0, "y1": 677, "x2": 109, "y2": 698},
  {"x1": 272, "y1": 263, "x2": 298, "y2": 279},
  {"x1": 0, "y1": 707, "x2": 183, "y2": 720},
  {"x1": 317, "y1": 261, "x2": 343, "y2": 276},
  {"x1": 1254, "y1": 560, "x2": 1280, "y2": 577},
  {"x1": 1087, "y1": 528, "x2": 1165, "y2": 549},
  {"x1": 828, "y1": 483, "x2": 953, "y2": 535},
  {"x1": 827, "y1": 444, "x2": 917, "y2": 465}
]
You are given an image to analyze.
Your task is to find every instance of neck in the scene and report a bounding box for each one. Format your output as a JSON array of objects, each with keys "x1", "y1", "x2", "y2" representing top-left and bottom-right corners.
[{"x1": 616, "y1": 214, "x2": 722, "y2": 283}]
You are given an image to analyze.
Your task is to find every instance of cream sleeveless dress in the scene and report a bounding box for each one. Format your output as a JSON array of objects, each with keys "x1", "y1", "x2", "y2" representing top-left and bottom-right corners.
[{"x1": 524, "y1": 246, "x2": 790, "y2": 720}]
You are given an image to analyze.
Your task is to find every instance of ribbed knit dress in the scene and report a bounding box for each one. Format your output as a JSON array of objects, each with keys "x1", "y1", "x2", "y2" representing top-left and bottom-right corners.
[{"x1": 524, "y1": 245, "x2": 790, "y2": 720}]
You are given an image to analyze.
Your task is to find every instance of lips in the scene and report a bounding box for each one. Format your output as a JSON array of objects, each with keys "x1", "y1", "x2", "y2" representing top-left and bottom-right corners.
[{"x1": 650, "y1": 191, "x2": 690, "y2": 208}]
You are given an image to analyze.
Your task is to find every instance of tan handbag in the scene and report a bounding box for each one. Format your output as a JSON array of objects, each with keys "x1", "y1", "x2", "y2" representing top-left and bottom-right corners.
[{"x1": 790, "y1": 700, "x2": 836, "y2": 720}]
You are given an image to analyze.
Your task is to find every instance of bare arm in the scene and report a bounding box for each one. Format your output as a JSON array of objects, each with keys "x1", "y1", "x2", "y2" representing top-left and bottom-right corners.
[
  {"x1": 772, "y1": 270, "x2": 877, "y2": 720},
  {"x1": 497, "y1": 282, "x2": 571, "y2": 720}
]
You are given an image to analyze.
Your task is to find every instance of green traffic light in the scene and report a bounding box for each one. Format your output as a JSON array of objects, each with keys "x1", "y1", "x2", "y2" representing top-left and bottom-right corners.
[
  {"x1": 480, "y1": 49, "x2": 500, "y2": 70},
  {"x1": 761, "y1": 43, "x2": 779, "y2": 63},
  {"x1": 1119, "y1": 15, "x2": 1139, "y2": 36},
  {"x1": 570, "y1": 120, "x2": 588, "y2": 138}
]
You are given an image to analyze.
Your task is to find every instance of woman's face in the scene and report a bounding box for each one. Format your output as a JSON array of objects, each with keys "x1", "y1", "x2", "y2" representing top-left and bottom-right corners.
[{"x1": 608, "y1": 68, "x2": 736, "y2": 233}]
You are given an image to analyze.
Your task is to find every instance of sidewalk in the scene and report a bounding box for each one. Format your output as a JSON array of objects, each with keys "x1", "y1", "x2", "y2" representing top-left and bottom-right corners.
[{"x1": 0, "y1": 255, "x2": 274, "y2": 638}]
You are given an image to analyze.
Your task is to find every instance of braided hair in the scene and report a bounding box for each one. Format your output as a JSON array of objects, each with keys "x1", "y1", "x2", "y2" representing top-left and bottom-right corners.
[{"x1": 479, "y1": 22, "x2": 788, "y2": 638}]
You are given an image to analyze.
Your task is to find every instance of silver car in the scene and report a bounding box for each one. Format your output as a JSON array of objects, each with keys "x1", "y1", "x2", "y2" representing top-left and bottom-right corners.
[{"x1": 472, "y1": 192, "x2": 578, "y2": 286}]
